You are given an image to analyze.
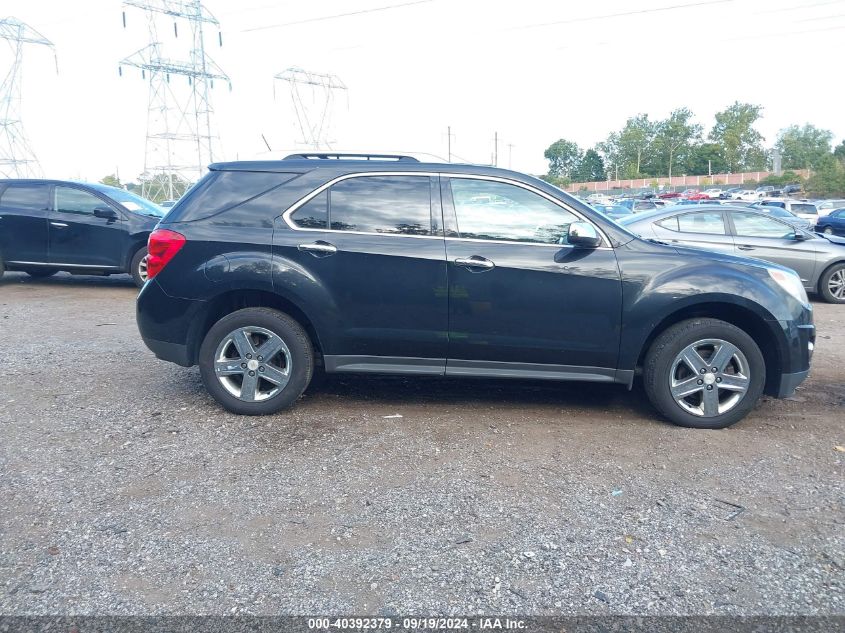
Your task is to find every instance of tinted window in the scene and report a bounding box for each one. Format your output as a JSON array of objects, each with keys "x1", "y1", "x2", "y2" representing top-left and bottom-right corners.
[
  {"x1": 677, "y1": 211, "x2": 726, "y2": 234},
  {"x1": 791, "y1": 203, "x2": 817, "y2": 215},
  {"x1": 656, "y1": 216, "x2": 679, "y2": 231},
  {"x1": 171, "y1": 171, "x2": 297, "y2": 222},
  {"x1": 291, "y1": 190, "x2": 327, "y2": 229},
  {"x1": 329, "y1": 176, "x2": 431, "y2": 235},
  {"x1": 732, "y1": 212, "x2": 794, "y2": 238},
  {"x1": 450, "y1": 178, "x2": 579, "y2": 244},
  {"x1": 1, "y1": 184, "x2": 48, "y2": 210},
  {"x1": 831, "y1": 209, "x2": 845, "y2": 218},
  {"x1": 761, "y1": 200, "x2": 785, "y2": 208},
  {"x1": 55, "y1": 187, "x2": 106, "y2": 216}
]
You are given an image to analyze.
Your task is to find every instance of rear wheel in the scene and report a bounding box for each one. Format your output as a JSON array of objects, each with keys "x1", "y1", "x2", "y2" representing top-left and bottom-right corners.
[
  {"x1": 199, "y1": 308, "x2": 313, "y2": 415},
  {"x1": 644, "y1": 318, "x2": 765, "y2": 429},
  {"x1": 130, "y1": 247, "x2": 148, "y2": 288},
  {"x1": 822, "y1": 226, "x2": 834, "y2": 235},
  {"x1": 23, "y1": 268, "x2": 59, "y2": 278},
  {"x1": 819, "y1": 263, "x2": 845, "y2": 303}
]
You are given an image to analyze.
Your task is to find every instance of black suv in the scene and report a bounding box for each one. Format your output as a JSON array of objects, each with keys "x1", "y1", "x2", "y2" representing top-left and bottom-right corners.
[
  {"x1": 136, "y1": 154, "x2": 815, "y2": 429},
  {"x1": 0, "y1": 179, "x2": 164, "y2": 287}
]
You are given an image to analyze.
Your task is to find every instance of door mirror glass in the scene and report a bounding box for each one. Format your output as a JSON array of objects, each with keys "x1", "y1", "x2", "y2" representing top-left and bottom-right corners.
[{"x1": 568, "y1": 221, "x2": 601, "y2": 248}]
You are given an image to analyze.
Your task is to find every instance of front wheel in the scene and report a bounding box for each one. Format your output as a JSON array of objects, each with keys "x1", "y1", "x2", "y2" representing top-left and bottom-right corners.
[
  {"x1": 644, "y1": 318, "x2": 765, "y2": 429},
  {"x1": 130, "y1": 247, "x2": 148, "y2": 288},
  {"x1": 198, "y1": 308, "x2": 314, "y2": 415},
  {"x1": 819, "y1": 263, "x2": 845, "y2": 303},
  {"x1": 822, "y1": 226, "x2": 833, "y2": 235}
]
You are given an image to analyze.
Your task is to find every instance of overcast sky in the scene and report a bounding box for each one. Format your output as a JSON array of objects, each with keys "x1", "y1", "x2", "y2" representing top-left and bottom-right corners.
[{"x1": 3, "y1": 0, "x2": 845, "y2": 182}]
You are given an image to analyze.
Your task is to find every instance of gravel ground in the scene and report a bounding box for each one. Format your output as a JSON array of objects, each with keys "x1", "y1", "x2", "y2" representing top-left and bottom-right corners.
[{"x1": 0, "y1": 271, "x2": 843, "y2": 616}]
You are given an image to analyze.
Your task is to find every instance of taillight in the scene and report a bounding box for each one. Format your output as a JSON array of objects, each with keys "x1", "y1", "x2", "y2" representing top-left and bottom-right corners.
[{"x1": 146, "y1": 228, "x2": 186, "y2": 280}]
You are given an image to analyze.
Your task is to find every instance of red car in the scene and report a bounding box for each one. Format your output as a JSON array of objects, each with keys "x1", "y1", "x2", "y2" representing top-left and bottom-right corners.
[
  {"x1": 682, "y1": 189, "x2": 709, "y2": 200},
  {"x1": 658, "y1": 191, "x2": 681, "y2": 199}
]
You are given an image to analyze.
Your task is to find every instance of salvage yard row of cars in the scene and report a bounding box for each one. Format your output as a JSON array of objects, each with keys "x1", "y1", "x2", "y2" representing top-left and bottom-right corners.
[{"x1": 2, "y1": 159, "x2": 841, "y2": 429}]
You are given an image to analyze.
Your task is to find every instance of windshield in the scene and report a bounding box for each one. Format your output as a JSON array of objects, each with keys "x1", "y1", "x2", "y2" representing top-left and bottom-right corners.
[{"x1": 88, "y1": 183, "x2": 165, "y2": 218}]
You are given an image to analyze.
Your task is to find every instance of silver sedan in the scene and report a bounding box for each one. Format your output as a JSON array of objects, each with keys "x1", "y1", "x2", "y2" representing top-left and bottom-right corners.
[{"x1": 619, "y1": 204, "x2": 845, "y2": 303}]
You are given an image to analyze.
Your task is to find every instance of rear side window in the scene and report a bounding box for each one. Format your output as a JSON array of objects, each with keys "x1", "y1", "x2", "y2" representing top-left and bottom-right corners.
[
  {"x1": 291, "y1": 190, "x2": 327, "y2": 229},
  {"x1": 677, "y1": 211, "x2": 726, "y2": 234},
  {"x1": 0, "y1": 184, "x2": 49, "y2": 211},
  {"x1": 328, "y1": 175, "x2": 432, "y2": 235},
  {"x1": 791, "y1": 204, "x2": 817, "y2": 216},
  {"x1": 169, "y1": 171, "x2": 297, "y2": 222}
]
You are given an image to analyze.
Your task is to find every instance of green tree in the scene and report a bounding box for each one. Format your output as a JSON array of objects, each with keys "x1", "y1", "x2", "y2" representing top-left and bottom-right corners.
[
  {"x1": 832, "y1": 140, "x2": 845, "y2": 161},
  {"x1": 653, "y1": 108, "x2": 702, "y2": 179},
  {"x1": 544, "y1": 139, "x2": 583, "y2": 179},
  {"x1": 596, "y1": 132, "x2": 620, "y2": 179},
  {"x1": 617, "y1": 114, "x2": 655, "y2": 177},
  {"x1": 687, "y1": 143, "x2": 727, "y2": 176},
  {"x1": 805, "y1": 155, "x2": 845, "y2": 197},
  {"x1": 137, "y1": 173, "x2": 191, "y2": 203},
  {"x1": 775, "y1": 124, "x2": 834, "y2": 170},
  {"x1": 708, "y1": 102, "x2": 766, "y2": 172},
  {"x1": 100, "y1": 174, "x2": 122, "y2": 187},
  {"x1": 573, "y1": 148, "x2": 605, "y2": 182},
  {"x1": 539, "y1": 174, "x2": 571, "y2": 188}
]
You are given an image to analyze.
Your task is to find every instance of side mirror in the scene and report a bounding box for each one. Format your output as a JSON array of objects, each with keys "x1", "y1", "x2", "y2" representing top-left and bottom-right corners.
[
  {"x1": 94, "y1": 207, "x2": 118, "y2": 220},
  {"x1": 568, "y1": 221, "x2": 601, "y2": 248},
  {"x1": 793, "y1": 230, "x2": 807, "y2": 241}
]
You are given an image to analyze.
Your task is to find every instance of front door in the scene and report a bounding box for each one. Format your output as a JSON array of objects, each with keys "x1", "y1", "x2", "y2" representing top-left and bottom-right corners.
[
  {"x1": 441, "y1": 176, "x2": 622, "y2": 378},
  {"x1": 49, "y1": 185, "x2": 127, "y2": 268},
  {"x1": 274, "y1": 173, "x2": 449, "y2": 374},
  {"x1": 650, "y1": 209, "x2": 736, "y2": 256},
  {"x1": 728, "y1": 210, "x2": 818, "y2": 286},
  {"x1": 0, "y1": 182, "x2": 51, "y2": 264}
]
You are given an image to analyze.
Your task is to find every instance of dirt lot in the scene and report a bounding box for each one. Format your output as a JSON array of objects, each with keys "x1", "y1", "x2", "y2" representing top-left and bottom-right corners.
[{"x1": 0, "y1": 271, "x2": 843, "y2": 616}]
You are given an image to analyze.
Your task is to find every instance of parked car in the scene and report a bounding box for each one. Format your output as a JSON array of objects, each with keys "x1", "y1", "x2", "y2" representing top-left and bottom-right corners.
[
  {"x1": 814, "y1": 208, "x2": 845, "y2": 237},
  {"x1": 720, "y1": 187, "x2": 742, "y2": 199},
  {"x1": 782, "y1": 183, "x2": 802, "y2": 195},
  {"x1": 658, "y1": 191, "x2": 682, "y2": 199},
  {"x1": 0, "y1": 179, "x2": 163, "y2": 287},
  {"x1": 619, "y1": 204, "x2": 845, "y2": 303},
  {"x1": 136, "y1": 153, "x2": 814, "y2": 429},
  {"x1": 756, "y1": 185, "x2": 781, "y2": 196},
  {"x1": 160, "y1": 200, "x2": 178, "y2": 209},
  {"x1": 591, "y1": 204, "x2": 633, "y2": 219},
  {"x1": 615, "y1": 198, "x2": 657, "y2": 212},
  {"x1": 736, "y1": 190, "x2": 761, "y2": 201},
  {"x1": 703, "y1": 188, "x2": 723, "y2": 199},
  {"x1": 815, "y1": 199, "x2": 845, "y2": 217},
  {"x1": 746, "y1": 203, "x2": 812, "y2": 230},
  {"x1": 756, "y1": 199, "x2": 819, "y2": 224}
]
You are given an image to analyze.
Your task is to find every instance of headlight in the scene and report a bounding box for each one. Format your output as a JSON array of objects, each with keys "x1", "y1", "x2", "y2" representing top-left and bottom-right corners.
[{"x1": 768, "y1": 268, "x2": 810, "y2": 307}]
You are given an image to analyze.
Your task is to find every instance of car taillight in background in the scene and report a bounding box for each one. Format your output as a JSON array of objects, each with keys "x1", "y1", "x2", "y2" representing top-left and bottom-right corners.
[{"x1": 146, "y1": 229, "x2": 186, "y2": 280}]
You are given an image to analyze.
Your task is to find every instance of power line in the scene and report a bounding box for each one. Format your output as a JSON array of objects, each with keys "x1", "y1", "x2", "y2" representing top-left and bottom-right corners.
[
  {"x1": 512, "y1": 0, "x2": 732, "y2": 30},
  {"x1": 241, "y1": 0, "x2": 434, "y2": 33}
]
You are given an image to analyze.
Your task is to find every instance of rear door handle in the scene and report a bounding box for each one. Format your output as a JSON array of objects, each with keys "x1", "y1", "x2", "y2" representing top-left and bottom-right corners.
[
  {"x1": 737, "y1": 245, "x2": 755, "y2": 251},
  {"x1": 50, "y1": 222, "x2": 69, "y2": 228},
  {"x1": 454, "y1": 256, "x2": 495, "y2": 271},
  {"x1": 298, "y1": 242, "x2": 337, "y2": 256}
]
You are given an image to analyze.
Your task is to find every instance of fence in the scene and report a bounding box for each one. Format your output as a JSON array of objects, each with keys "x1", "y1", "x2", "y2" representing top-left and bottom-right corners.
[{"x1": 564, "y1": 169, "x2": 810, "y2": 193}]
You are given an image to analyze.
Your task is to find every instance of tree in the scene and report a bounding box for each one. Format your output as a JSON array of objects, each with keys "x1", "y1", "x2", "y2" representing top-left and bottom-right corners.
[
  {"x1": 617, "y1": 114, "x2": 655, "y2": 178},
  {"x1": 137, "y1": 173, "x2": 191, "y2": 203},
  {"x1": 687, "y1": 143, "x2": 727, "y2": 176},
  {"x1": 775, "y1": 124, "x2": 834, "y2": 170},
  {"x1": 708, "y1": 102, "x2": 766, "y2": 172},
  {"x1": 100, "y1": 174, "x2": 122, "y2": 188},
  {"x1": 573, "y1": 148, "x2": 605, "y2": 182},
  {"x1": 544, "y1": 139, "x2": 582, "y2": 179},
  {"x1": 653, "y1": 108, "x2": 702, "y2": 179},
  {"x1": 596, "y1": 132, "x2": 620, "y2": 179},
  {"x1": 832, "y1": 140, "x2": 845, "y2": 161},
  {"x1": 805, "y1": 155, "x2": 845, "y2": 197}
]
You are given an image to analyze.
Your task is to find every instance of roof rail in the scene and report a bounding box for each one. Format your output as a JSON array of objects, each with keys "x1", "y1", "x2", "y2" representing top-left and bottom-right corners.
[{"x1": 283, "y1": 152, "x2": 419, "y2": 163}]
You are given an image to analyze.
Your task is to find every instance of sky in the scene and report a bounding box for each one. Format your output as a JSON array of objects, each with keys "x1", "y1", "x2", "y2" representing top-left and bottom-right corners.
[{"x1": 2, "y1": 0, "x2": 845, "y2": 183}]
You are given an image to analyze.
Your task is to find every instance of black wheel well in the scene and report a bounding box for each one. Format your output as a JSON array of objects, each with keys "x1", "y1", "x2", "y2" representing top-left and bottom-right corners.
[
  {"x1": 637, "y1": 302, "x2": 782, "y2": 396},
  {"x1": 817, "y1": 259, "x2": 845, "y2": 293},
  {"x1": 125, "y1": 240, "x2": 148, "y2": 272},
  {"x1": 188, "y1": 289, "x2": 323, "y2": 366}
]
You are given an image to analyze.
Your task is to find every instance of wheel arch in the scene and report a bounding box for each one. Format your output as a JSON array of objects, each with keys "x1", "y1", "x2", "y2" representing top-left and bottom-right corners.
[
  {"x1": 634, "y1": 301, "x2": 785, "y2": 397},
  {"x1": 816, "y1": 259, "x2": 845, "y2": 295}
]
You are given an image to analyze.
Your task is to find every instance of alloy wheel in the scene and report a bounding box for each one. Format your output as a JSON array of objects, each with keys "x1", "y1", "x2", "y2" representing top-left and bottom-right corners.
[
  {"x1": 138, "y1": 255, "x2": 149, "y2": 282},
  {"x1": 828, "y1": 269, "x2": 845, "y2": 300},
  {"x1": 213, "y1": 326, "x2": 292, "y2": 402},
  {"x1": 669, "y1": 338, "x2": 750, "y2": 417}
]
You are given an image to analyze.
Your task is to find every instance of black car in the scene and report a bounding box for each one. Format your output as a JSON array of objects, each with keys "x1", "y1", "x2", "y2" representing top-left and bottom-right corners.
[
  {"x1": 0, "y1": 179, "x2": 164, "y2": 287},
  {"x1": 815, "y1": 208, "x2": 845, "y2": 237},
  {"x1": 136, "y1": 154, "x2": 815, "y2": 429}
]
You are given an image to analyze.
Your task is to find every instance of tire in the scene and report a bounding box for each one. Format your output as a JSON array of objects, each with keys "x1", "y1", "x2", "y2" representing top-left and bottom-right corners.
[
  {"x1": 819, "y1": 262, "x2": 845, "y2": 304},
  {"x1": 643, "y1": 318, "x2": 765, "y2": 429},
  {"x1": 23, "y1": 268, "x2": 59, "y2": 278},
  {"x1": 198, "y1": 308, "x2": 313, "y2": 415},
  {"x1": 823, "y1": 227, "x2": 833, "y2": 235},
  {"x1": 0, "y1": 256, "x2": 4, "y2": 280},
  {"x1": 130, "y1": 247, "x2": 148, "y2": 288}
]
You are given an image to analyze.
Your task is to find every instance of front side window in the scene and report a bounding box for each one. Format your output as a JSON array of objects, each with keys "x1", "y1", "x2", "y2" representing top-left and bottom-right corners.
[
  {"x1": 676, "y1": 211, "x2": 726, "y2": 234},
  {"x1": 0, "y1": 184, "x2": 49, "y2": 211},
  {"x1": 55, "y1": 187, "x2": 107, "y2": 216},
  {"x1": 329, "y1": 176, "x2": 432, "y2": 235},
  {"x1": 732, "y1": 212, "x2": 794, "y2": 238},
  {"x1": 449, "y1": 178, "x2": 579, "y2": 244}
]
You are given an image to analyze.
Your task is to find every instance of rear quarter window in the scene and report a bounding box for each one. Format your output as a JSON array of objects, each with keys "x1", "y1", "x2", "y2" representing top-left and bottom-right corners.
[{"x1": 167, "y1": 171, "x2": 298, "y2": 222}]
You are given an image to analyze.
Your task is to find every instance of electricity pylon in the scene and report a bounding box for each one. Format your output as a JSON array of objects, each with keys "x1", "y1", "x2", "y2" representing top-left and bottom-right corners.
[
  {"x1": 274, "y1": 67, "x2": 347, "y2": 150},
  {"x1": 0, "y1": 17, "x2": 56, "y2": 178},
  {"x1": 120, "y1": 0, "x2": 229, "y2": 201}
]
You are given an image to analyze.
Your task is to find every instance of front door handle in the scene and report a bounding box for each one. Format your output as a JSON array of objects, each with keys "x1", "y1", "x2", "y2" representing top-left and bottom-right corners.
[
  {"x1": 298, "y1": 241, "x2": 337, "y2": 257},
  {"x1": 50, "y1": 222, "x2": 69, "y2": 228},
  {"x1": 454, "y1": 256, "x2": 495, "y2": 271},
  {"x1": 737, "y1": 245, "x2": 755, "y2": 251}
]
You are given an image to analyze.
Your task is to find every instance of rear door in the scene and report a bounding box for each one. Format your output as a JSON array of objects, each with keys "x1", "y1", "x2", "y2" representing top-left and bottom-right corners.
[
  {"x1": 650, "y1": 209, "x2": 735, "y2": 255},
  {"x1": 727, "y1": 211, "x2": 817, "y2": 286},
  {"x1": 274, "y1": 173, "x2": 448, "y2": 373},
  {"x1": 441, "y1": 175, "x2": 622, "y2": 376},
  {"x1": 0, "y1": 182, "x2": 51, "y2": 263},
  {"x1": 49, "y1": 185, "x2": 127, "y2": 268}
]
